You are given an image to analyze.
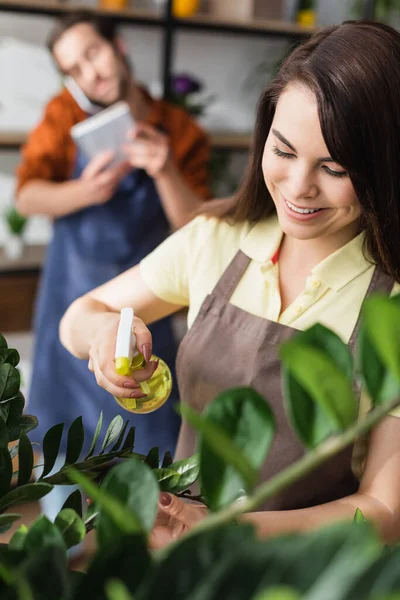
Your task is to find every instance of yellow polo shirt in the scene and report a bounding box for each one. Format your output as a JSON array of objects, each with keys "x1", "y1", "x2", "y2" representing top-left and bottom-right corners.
[{"x1": 140, "y1": 214, "x2": 400, "y2": 477}]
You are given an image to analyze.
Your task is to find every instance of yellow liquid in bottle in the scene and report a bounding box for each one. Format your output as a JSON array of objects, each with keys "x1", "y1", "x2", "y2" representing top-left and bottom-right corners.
[{"x1": 114, "y1": 354, "x2": 172, "y2": 414}]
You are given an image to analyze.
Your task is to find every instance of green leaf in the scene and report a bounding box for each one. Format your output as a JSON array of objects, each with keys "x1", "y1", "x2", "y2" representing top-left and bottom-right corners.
[
  {"x1": 22, "y1": 515, "x2": 66, "y2": 554},
  {"x1": 65, "y1": 417, "x2": 84, "y2": 465},
  {"x1": 182, "y1": 387, "x2": 275, "y2": 510},
  {"x1": 153, "y1": 467, "x2": 180, "y2": 491},
  {"x1": 67, "y1": 468, "x2": 143, "y2": 537},
  {"x1": 18, "y1": 545, "x2": 68, "y2": 599},
  {"x1": 106, "y1": 579, "x2": 135, "y2": 600},
  {"x1": 121, "y1": 426, "x2": 135, "y2": 452},
  {"x1": 0, "y1": 349, "x2": 20, "y2": 367},
  {"x1": 85, "y1": 411, "x2": 103, "y2": 459},
  {"x1": 0, "y1": 446, "x2": 13, "y2": 497},
  {"x1": 161, "y1": 450, "x2": 173, "y2": 468},
  {"x1": 7, "y1": 414, "x2": 38, "y2": 443},
  {"x1": 358, "y1": 318, "x2": 400, "y2": 407},
  {"x1": 54, "y1": 508, "x2": 85, "y2": 548},
  {"x1": 17, "y1": 431, "x2": 33, "y2": 486},
  {"x1": 0, "y1": 364, "x2": 20, "y2": 401},
  {"x1": 74, "y1": 534, "x2": 151, "y2": 600},
  {"x1": 9, "y1": 524, "x2": 28, "y2": 550},
  {"x1": 42, "y1": 451, "x2": 128, "y2": 485},
  {"x1": 280, "y1": 341, "x2": 357, "y2": 438},
  {"x1": 154, "y1": 454, "x2": 200, "y2": 493},
  {"x1": 252, "y1": 588, "x2": 301, "y2": 600},
  {"x1": 353, "y1": 508, "x2": 366, "y2": 524},
  {"x1": 180, "y1": 403, "x2": 257, "y2": 496},
  {"x1": 0, "y1": 417, "x2": 8, "y2": 449},
  {"x1": 363, "y1": 295, "x2": 400, "y2": 383},
  {"x1": 96, "y1": 458, "x2": 159, "y2": 546},
  {"x1": 40, "y1": 422, "x2": 64, "y2": 478},
  {"x1": 0, "y1": 513, "x2": 20, "y2": 534},
  {"x1": 101, "y1": 416, "x2": 124, "y2": 454},
  {"x1": 61, "y1": 489, "x2": 83, "y2": 517},
  {"x1": 297, "y1": 324, "x2": 354, "y2": 379},
  {"x1": 110, "y1": 420, "x2": 129, "y2": 453},
  {"x1": 0, "y1": 482, "x2": 53, "y2": 511},
  {"x1": 0, "y1": 333, "x2": 7, "y2": 350},
  {"x1": 0, "y1": 400, "x2": 10, "y2": 423},
  {"x1": 145, "y1": 447, "x2": 159, "y2": 469}
]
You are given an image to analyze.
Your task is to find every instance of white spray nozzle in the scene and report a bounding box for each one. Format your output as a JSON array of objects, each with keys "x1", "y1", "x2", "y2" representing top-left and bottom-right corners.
[{"x1": 115, "y1": 307, "x2": 137, "y2": 375}]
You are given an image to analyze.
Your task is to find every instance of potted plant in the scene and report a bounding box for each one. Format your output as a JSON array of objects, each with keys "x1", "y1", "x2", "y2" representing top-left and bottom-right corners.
[
  {"x1": 0, "y1": 292, "x2": 399, "y2": 598},
  {"x1": 4, "y1": 206, "x2": 28, "y2": 260}
]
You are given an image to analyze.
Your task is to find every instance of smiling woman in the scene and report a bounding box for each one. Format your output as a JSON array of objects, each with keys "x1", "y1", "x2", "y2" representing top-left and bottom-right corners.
[{"x1": 60, "y1": 20, "x2": 400, "y2": 549}]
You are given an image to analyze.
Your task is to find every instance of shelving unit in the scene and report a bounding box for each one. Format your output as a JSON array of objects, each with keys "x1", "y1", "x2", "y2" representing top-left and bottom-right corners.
[{"x1": 0, "y1": 130, "x2": 252, "y2": 150}]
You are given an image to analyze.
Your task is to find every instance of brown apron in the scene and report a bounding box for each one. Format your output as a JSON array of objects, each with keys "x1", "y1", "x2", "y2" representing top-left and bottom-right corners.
[{"x1": 175, "y1": 249, "x2": 394, "y2": 511}]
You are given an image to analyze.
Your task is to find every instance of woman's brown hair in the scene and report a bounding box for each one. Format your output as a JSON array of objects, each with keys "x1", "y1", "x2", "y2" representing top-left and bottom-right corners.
[{"x1": 207, "y1": 21, "x2": 400, "y2": 282}]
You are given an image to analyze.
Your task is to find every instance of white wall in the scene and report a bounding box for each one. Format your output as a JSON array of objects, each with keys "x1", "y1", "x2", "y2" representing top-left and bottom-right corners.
[{"x1": 0, "y1": 1, "x2": 352, "y2": 244}]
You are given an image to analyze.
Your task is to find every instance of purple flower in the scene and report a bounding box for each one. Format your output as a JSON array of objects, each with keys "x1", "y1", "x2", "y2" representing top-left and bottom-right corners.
[{"x1": 172, "y1": 73, "x2": 202, "y2": 96}]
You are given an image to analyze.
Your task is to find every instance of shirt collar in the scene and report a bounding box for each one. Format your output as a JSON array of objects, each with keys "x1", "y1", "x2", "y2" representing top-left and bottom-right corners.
[
  {"x1": 240, "y1": 215, "x2": 372, "y2": 291},
  {"x1": 240, "y1": 215, "x2": 283, "y2": 263},
  {"x1": 312, "y1": 231, "x2": 371, "y2": 292}
]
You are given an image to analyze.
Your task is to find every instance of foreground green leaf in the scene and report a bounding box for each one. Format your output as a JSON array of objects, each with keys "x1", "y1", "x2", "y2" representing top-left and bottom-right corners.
[
  {"x1": 67, "y1": 468, "x2": 143, "y2": 539},
  {"x1": 363, "y1": 295, "x2": 400, "y2": 383},
  {"x1": 280, "y1": 341, "x2": 357, "y2": 444},
  {"x1": 96, "y1": 458, "x2": 159, "y2": 546},
  {"x1": 55, "y1": 508, "x2": 85, "y2": 548},
  {"x1": 183, "y1": 387, "x2": 274, "y2": 510},
  {"x1": 73, "y1": 534, "x2": 151, "y2": 600}
]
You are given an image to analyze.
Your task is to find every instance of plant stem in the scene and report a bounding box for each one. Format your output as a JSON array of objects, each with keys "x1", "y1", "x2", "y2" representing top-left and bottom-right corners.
[{"x1": 174, "y1": 395, "x2": 400, "y2": 545}]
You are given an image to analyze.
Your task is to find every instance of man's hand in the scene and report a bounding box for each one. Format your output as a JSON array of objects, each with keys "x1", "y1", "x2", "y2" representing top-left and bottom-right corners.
[
  {"x1": 148, "y1": 492, "x2": 208, "y2": 550},
  {"x1": 123, "y1": 122, "x2": 172, "y2": 179},
  {"x1": 81, "y1": 150, "x2": 132, "y2": 206}
]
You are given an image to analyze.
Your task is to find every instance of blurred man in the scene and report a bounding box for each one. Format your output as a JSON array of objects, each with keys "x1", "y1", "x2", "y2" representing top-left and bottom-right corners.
[{"x1": 16, "y1": 11, "x2": 211, "y2": 459}]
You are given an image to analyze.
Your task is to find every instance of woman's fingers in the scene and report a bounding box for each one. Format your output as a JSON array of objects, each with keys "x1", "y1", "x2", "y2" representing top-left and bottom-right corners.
[
  {"x1": 134, "y1": 317, "x2": 153, "y2": 360},
  {"x1": 148, "y1": 493, "x2": 208, "y2": 550}
]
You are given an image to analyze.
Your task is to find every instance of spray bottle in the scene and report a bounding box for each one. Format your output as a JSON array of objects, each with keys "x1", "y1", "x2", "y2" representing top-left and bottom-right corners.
[{"x1": 113, "y1": 307, "x2": 172, "y2": 414}]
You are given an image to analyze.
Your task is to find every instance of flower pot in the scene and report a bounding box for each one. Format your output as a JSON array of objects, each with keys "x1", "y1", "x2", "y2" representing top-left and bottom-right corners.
[
  {"x1": 173, "y1": 0, "x2": 201, "y2": 18},
  {"x1": 5, "y1": 234, "x2": 24, "y2": 260}
]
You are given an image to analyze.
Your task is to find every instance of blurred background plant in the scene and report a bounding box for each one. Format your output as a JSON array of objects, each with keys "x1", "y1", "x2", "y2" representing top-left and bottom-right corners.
[
  {"x1": 351, "y1": 0, "x2": 400, "y2": 22},
  {"x1": 170, "y1": 72, "x2": 215, "y2": 117},
  {"x1": 5, "y1": 206, "x2": 28, "y2": 237}
]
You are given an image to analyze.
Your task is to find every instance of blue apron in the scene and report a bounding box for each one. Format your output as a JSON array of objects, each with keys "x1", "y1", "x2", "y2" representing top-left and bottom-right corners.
[{"x1": 28, "y1": 151, "x2": 181, "y2": 458}]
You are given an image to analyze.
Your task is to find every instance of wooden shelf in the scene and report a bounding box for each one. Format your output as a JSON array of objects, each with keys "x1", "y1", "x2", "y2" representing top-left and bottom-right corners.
[
  {"x1": 0, "y1": 0, "x2": 162, "y2": 24},
  {"x1": 0, "y1": 131, "x2": 252, "y2": 150},
  {"x1": 0, "y1": 1, "x2": 315, "y2": 37},
  {"x1": 0, "y1": 131, "x2": 26, "y2": 148},
  {"x1": 177, "y1": 12, "x2": 316, "y2": 37},
  {"x1": 210, "y1": 132, "x2": 251, "y2": 150}
]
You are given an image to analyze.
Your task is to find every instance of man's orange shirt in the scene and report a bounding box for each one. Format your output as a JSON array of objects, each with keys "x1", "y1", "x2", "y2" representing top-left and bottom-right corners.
[{"x1": 16, "y1": 87, "x2": 212, "y2": 200}]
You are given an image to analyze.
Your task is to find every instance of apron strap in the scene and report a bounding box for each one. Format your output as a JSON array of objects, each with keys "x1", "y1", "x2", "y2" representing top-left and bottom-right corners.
[
  {"x1": 211, "y1": 250, "x2": 251, "y2": 302},
  {"x1": 348, "y1": 267, "x2": 395, "y2": 353}
]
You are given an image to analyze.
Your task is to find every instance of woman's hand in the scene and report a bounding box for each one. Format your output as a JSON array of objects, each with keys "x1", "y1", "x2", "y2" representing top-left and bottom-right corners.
[
  {"x1": 149, "y1": 492, "x2": 208, "y2": 550},
  {"x1": 88, "y1": 312, "x2": 159, "y2": 399}
]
